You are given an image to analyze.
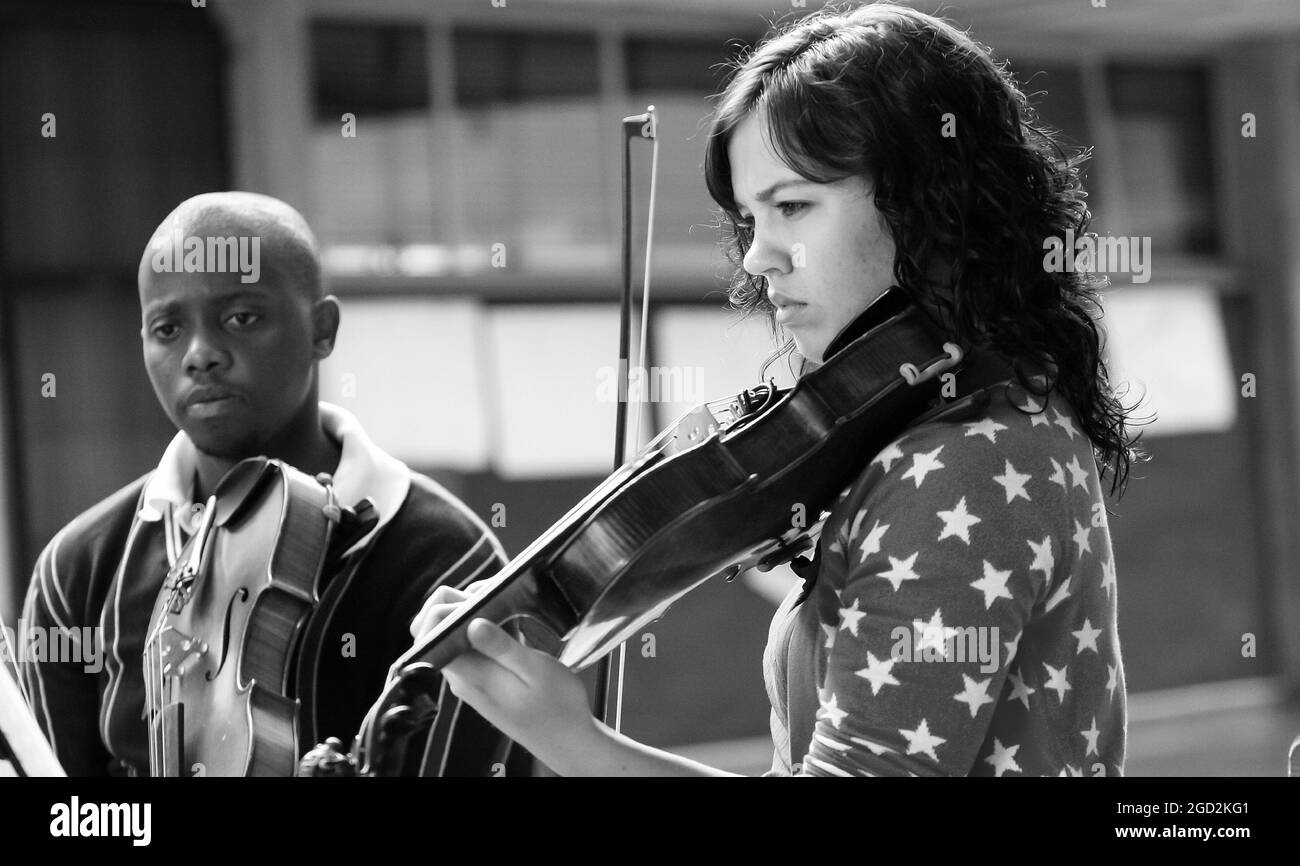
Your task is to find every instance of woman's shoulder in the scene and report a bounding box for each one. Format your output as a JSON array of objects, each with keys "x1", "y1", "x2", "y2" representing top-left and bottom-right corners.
[{"x1": 828, "y1": 378, "x2": 1104, "y2": 542}]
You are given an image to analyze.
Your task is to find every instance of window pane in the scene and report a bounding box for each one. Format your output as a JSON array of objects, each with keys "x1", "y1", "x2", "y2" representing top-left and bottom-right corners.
[
  {"x1": 454, "y1": 29, "x2": 597, "y2": 107},
  {"x1": 486, "y1": 304, "x2": 625, "y2": 479},
  {"x1": 319, "y1": 298, "x2": 490, "y2": 470},
  {"x1": 1103, "y1": 284, "x2": 1237, "y2": 436},
  {"x1": 451, "y1": 29, "x2": 607, "y2": 275},
  {"x1": 308, "y1": 20, "x2": 442, "y2": 251},
  {"x1": 310, "y1": 19, "x2": 430, "y2": 120},
  {"x1": 1107, "y1": 64, "x2": 1218, "y2": 254},
  {"x1": 625, "y1": 35, "x2": 739, "y2": 94}
]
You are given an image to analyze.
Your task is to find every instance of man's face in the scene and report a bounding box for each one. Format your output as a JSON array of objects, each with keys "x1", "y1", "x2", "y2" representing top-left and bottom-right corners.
[{"x1": 139, "y1": 265, "x2": 319, "y2": 459}]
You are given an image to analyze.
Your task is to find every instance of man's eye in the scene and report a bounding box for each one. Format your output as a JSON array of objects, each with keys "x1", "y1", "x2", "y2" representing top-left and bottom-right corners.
[
  {"x1": 151, "y1": 323, "x2": 179, "y2": 340},
  {"x1": 227, "y1": 311, "x2": 261, "y2": 328}
]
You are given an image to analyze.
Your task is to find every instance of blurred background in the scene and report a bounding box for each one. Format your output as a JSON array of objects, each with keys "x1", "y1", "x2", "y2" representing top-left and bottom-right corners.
[{"x1": 1, "y1": 0, "x2": 1299, "y2": 775}]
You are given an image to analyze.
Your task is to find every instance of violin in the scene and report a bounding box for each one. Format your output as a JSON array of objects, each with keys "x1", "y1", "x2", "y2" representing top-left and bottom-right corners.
[
  {"x1": 301, "y1": 286, "x2": 964, "y2": 777},
  {"x1": 142, "y1": 457, "x2": 371, "y2": 776}
]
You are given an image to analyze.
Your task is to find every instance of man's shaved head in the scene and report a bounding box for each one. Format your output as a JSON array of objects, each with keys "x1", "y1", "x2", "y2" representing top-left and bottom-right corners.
[
  {"x1": 139, "y1": 191, "x2": 321, "y2": 300},
  {"x1": 137, "y1": 191, "x2": 339, "y2": 463}
]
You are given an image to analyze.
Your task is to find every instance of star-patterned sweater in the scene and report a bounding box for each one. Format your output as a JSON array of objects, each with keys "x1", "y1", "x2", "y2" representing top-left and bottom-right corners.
[{"x1": 762, "y1": 377, "x2": 1126, "y2": 777}]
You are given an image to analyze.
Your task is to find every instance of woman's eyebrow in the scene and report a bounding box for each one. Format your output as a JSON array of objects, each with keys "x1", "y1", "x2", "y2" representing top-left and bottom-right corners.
[{"x1": 736, "y1": 179, "x2": 816, "y2": 212}]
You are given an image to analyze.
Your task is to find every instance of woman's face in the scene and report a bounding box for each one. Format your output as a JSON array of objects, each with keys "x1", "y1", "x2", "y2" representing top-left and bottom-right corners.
[{"x1": 728, "y1": 111, "x2": 896, "y2": 363}]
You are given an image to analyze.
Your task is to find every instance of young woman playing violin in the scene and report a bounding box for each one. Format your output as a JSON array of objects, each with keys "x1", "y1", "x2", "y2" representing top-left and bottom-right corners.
[{"x1": 410, "y1": 2, "x2": 1138, "y2": 777}]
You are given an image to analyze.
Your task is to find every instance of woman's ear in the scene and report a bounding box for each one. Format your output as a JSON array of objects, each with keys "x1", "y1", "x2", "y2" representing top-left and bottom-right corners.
[{"x1": 312, "y1": 296, "x2": 341, "y2": 360}]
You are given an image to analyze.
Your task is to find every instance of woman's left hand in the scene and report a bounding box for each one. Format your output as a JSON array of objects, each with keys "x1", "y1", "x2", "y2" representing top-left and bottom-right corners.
[{"x1": 410, "y1": 586, "x2": 599, "y2": 772}]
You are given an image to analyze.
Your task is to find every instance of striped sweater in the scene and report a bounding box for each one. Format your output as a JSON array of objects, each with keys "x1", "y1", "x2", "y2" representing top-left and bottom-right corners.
[{"x1": 18, "y1": 403, "x2": 507, "y2": 776}]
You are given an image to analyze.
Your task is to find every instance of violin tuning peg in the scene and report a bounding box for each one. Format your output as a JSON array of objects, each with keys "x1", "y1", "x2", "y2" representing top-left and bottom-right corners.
[
  {"x1": 315, "y1": 473, "x2": 334, "y2": 488},
  {"x1": 322, "y1": 503, "x2": 342, "y2": 523}
]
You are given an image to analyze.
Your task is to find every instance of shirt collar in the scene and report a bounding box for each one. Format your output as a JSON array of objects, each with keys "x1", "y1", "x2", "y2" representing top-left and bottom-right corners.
[{"x1": 138, "y1": 402, "x2": 410, "y2": 551}]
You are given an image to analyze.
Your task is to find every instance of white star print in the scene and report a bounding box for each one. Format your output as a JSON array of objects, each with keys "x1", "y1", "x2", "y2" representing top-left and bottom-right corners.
[
  {"x1": 971, "y1": 560, "x2": 1014, "y2": 609},
  {"x1": 964, "y1": 417, "x2": 1007, "y2": 443},
  {"x1": 1048, "y1": 458, "x2": 1067, "y2": 490},
  {"x1": 873, "y1": 441, "x2": 905, "y2": 473},
  {"x1": 1066, "y1": 455, "x2": 1090, "y2": 491},
  {"x1": 901, "y1": 446, "x2": 946, "y2": 488},
  {"x1": 1043, "y1": 662, "x2": 1072, "y2": 702},
  {"x1": 1100, "y1": 556, "x2": 1117, "y2": 598},
  {"x1": 1052, "y1": 408, "x2": 1079, "y2": 439},
  {"x1": 936, "y1": 497, "x2": 981, "y2": 544},
  {"x1": 877, "y1": 551, "x2": 921, "y2": 591},
  {"x1": 899, "y1": 718, "x2": 946, "y2": 763},
  {"x1": 1027, "y1": 536, "x2": 1054, "y2": 585},
  {"x1": 1019, "y1": 392, "x2": 1045, "y2": 414},
  {"x1": 1106, "y1": 663, "x2": 1119, "y2": 699},
  {"x1": 1006, "y1": 669, "x2": 1036, "y2": 709},
  {"x1": 1030, "y1": 410, "x2": 1052, "y2": 428},
  {"x1": 1044, "y1": 574, "x2": 1072, "y2": 613},
  {"x1": 1004, "y1": 632, "x2": 1021, "y2": 667},
  {"x1": 1072, "y1": 519, "x2": 1092, "y2": 558},
  {"x1": 1072, "y1": 618, "x2": 1102, "y2": 654},
  {"x1": 818, "y1": 692, "x2": 847, "y2": 729},
  {"x1": 827, "y1": 535, "x2": 844, "y2": 555},
  {"x1": 838, "y1": 598, "x2": 866, "y2": 637},
  {"x1": 1081, "y1": 717, "x2": 1101, "y2": 756},
  {"x1": 855, "y1": 651, "x2": 901, "y2": 695},
  {"x1": 1060, "y1": 765, "x2": 1085, "y2": 777},
  {"x1": 984, "y1": 739, "x2": 1022, "y2": 776},
  {"x1": 913, "y1": 609, "x2": 956, "y2": 659},
  {"x1": 993, "y1": 460, "x2": 1032, "y2": 504},
  {"x1": 858, "y1": 519, "x2": 890, "y2": 563},
  {"x1": 953, "y1": 674, "x2": 995, "y2": 718}
]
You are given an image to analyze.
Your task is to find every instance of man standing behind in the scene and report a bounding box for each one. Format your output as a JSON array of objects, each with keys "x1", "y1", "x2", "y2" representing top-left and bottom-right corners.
[{"x1": 18, "y1": 192, "x2": 507, "y2": 776}]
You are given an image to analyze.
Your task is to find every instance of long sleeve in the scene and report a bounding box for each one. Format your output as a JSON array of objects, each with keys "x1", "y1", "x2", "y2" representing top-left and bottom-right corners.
[{"x1": 18, "y1": 532, "x2": 113, "y2": 776}]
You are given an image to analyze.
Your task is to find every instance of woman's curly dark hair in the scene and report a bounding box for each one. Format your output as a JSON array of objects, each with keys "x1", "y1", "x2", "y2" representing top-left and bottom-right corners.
[{"x1": 704, "y1": 2, "x2": 1142, "y2": 494}]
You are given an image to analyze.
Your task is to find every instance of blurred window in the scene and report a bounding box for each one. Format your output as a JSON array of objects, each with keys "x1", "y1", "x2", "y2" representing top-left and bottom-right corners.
[
  {"x1": 319, "y1": 298, "x2": 490, "y2": 470},
  {"x1": 1106, "y1": 64, "x2": 1219, "y2": 254},
  {"x1": 1103, "y1": 284, "x2": 1236, "y2": 437},
  {"x1": 311, "y1": 19, "x2": 430, "y2": 120},
  {"x1": 308, "y1": 19, "x2": 440, "y2": 250},
  {"x1": 625, "y1": 35, "x2": 737, "y2": 94},
  {"x1": 454, "y1": 29, "x2": 598, "y2": 106}
]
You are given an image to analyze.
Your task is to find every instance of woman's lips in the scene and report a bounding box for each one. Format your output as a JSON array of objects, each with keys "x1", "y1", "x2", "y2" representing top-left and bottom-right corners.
[{"x1": 774, "y1": 302, "x2": 808, "y2": 326}]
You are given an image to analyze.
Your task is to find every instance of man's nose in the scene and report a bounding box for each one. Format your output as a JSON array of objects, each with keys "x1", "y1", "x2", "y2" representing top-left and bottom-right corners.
[{"x1": 182, "y1": 327, "x2": 228, "y2": 375}]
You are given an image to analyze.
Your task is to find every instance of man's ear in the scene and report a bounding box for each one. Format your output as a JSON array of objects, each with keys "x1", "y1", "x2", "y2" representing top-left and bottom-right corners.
[{"x1": 312, "y1": 295, "x2": 341, "y2": 360}]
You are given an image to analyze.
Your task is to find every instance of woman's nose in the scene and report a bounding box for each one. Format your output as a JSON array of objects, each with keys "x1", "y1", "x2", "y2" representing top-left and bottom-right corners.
[{"x1": 742, "y1": 229, "x2": 792, "y2": 278}]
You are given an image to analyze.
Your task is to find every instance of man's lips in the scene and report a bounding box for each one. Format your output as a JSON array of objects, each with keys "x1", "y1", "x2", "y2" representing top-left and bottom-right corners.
[{"x1": 183, "y1": 386, "x2": 242, "y2": 410}]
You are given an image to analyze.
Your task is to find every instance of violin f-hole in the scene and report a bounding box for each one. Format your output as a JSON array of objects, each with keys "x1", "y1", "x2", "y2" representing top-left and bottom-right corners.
[{"x1": 206, "y1": 587, "x2": 249, "y2": 682}]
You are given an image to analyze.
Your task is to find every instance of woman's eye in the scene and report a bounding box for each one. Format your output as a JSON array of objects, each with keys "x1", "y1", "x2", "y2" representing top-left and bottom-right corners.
[
  {"x1": 151, "y1": 323, "x2": 179, "y2": 340},
  {"x1": 776, "y1": 201, "x2": 809, "y2": 218},
  {"x1": 227, "y1": 311, "x2": 261, "y2": 328}
]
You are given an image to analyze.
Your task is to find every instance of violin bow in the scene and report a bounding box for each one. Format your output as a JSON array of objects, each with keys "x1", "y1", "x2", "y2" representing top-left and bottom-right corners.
[{"x1": 596, "y1": 105, "x2": 659, "y2": 734}]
